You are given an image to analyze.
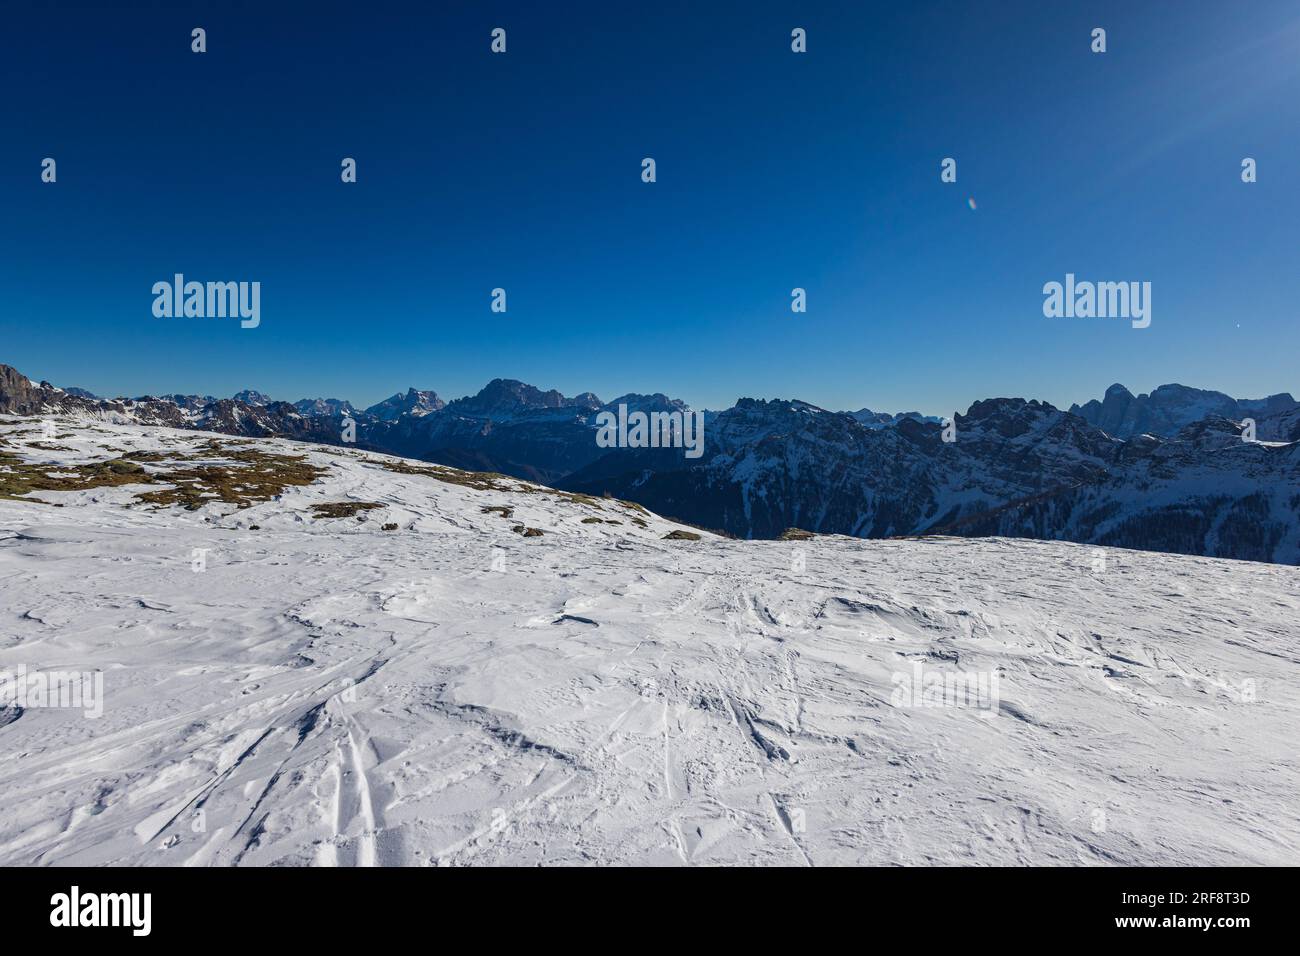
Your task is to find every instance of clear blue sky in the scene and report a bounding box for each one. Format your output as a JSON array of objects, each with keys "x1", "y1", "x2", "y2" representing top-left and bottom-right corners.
[{"x1": 2, "y1": 0, "x2": 1297, "y2": 415}]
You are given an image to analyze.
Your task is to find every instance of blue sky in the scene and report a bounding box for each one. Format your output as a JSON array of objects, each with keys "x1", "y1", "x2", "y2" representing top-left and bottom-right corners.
[{"x1": 2, "y1": 0, "x2": 1297, "y2": 415}]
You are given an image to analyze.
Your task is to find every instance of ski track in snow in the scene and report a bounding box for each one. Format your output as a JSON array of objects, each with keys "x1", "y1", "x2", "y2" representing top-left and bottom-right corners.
[{"x1": 0, "y1": 416, "x2": 1298, "y2": 866}]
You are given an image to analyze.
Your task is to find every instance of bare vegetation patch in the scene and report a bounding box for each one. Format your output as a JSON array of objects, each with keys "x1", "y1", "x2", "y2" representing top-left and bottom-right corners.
[
  {"x1": 134, "y1": 448, "x2": 325, "y2": 511},
  {"x1": 24, "y1": 442, "x2": 74, "y2": 452},
  {"x1": 376, "y1": 459, "x2": 513, "y2": 492},
  {"x1": 0, "y1": 455, "x2": 151, "y2": 502},
  {"x1": 1, "y1": 436, "x2": 329, "y2": 510},
  {"x1": 376, "y1": 458, "x2": 646, "y2": 516},
  {"x1": 310, "y1": 501, "x2": 384, "y2": 519},
  {"x1": 122, "y1": 450, "x2": 170, "y2": 463}
]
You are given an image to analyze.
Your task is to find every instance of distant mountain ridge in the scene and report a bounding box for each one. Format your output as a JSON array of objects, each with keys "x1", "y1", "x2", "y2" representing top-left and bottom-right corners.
[
  {"x1": 363, "y1": 388, "x2": 443, "y2": 421},
  {"x1": 1069, "y1": 383, "x2": 1299, "y2": 441},
  {"x1": 3, "y1": 362, "x2": 1297, "y2": 562},
  {"x1": 848, "y1": 408, "x2": 941, "y2": 428}
]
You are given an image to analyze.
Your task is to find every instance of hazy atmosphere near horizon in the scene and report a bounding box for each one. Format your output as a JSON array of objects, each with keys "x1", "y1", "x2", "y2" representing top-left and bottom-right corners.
[{"x1": 3, "y1": 0, "x2": 1298, "y2": 414}]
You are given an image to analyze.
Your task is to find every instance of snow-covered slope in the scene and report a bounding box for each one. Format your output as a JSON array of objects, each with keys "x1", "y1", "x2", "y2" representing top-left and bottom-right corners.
[{"x1": 1, "y1": 417, "x2": 1297, "y2": 866}]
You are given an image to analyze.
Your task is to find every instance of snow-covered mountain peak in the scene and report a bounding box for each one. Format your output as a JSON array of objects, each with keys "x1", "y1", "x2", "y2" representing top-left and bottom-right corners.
[{"x1": 363, "y1": 388, "x2": 445, "y2": 421}]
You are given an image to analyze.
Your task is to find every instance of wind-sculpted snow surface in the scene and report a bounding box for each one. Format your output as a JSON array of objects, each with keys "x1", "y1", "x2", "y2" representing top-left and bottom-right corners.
[{"x1": 1, "y1": 417, "x2": 1297, "y2": 866}]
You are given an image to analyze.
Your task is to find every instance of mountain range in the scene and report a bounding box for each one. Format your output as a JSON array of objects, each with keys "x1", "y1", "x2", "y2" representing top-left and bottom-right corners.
[
  {"x1": 1069, "y1": 382, "x2": 1299, "y2": 440},
  {"x1": 3, "y1": 362, "x2": 1298, "y2": 563}
]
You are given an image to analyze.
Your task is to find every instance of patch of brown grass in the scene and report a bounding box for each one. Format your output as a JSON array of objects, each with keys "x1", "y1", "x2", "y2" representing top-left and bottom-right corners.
[
  {"x1": 376, "y1": 459, "x2": 513, "y2": 492},
  {"x1": 376, "y1": 459, "x2": 650, "y2": 517},
  {"x1": 0, "y1": 456, "x2": 151, "y2": 502},
  {"x1": 310, "y1": 501, "x2": 384, "y2": 519},
  {"x1": 134, "y1": 448, "x2": 326, "y2": 511},
  {"x1": 122, "y1": 450, "x2": 170, "y2": 463}
]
